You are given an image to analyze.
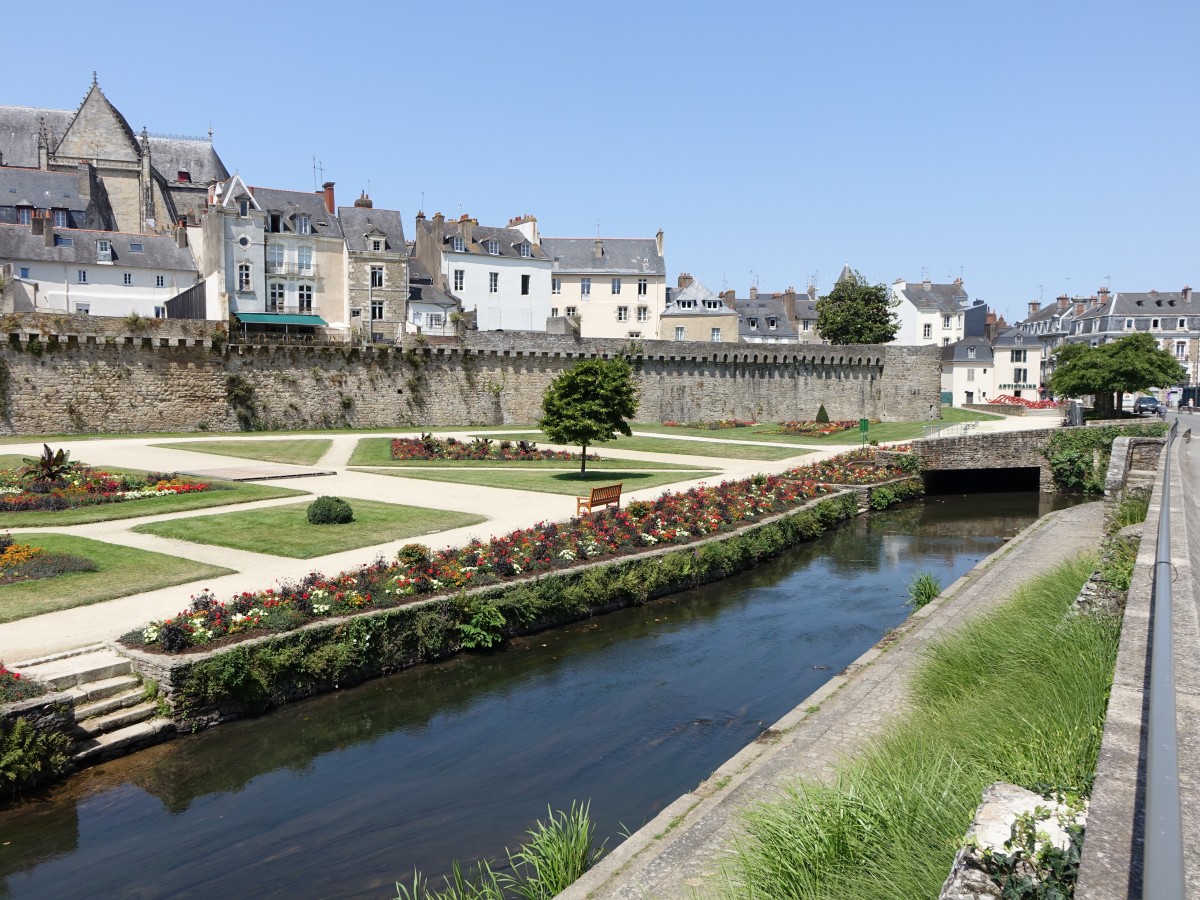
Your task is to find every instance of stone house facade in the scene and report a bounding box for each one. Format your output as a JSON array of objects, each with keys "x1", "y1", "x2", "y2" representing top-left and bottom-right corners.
[
  {"x1": 658, "y1": 274, "x2": 739, "y2": 342},
  {"x1": 339, "y1": 195, "x2": 408, "y2": 342}
]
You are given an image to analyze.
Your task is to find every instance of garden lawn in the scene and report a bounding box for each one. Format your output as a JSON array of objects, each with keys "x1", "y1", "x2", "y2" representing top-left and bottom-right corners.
[
  {"x1": 469, "y1": 432, "x2": 806, "y2": 461},
  {"x1": 347, "y1": 438, "x2": 700, "y2": 469},
  {"x1": 353, "y1": 467, "x2": 721, "y2": 496},
  {"x1": 150, "y1": 439, "x2": 333, "y2": 466},
  {"x1": 723, "y1": 554, "x2": 1116, "y2": 899},
  {"x1": 0, "y1": 534, "x2": 233, "y2": 623},
  {"x1": 132, "y1": 499, "x2": 486, "y2": 559}
]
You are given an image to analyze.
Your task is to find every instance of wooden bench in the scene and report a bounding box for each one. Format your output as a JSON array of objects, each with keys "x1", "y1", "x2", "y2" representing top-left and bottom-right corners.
[{"x1": 576, "y1": 483, "x2": 622, "y2": 516}]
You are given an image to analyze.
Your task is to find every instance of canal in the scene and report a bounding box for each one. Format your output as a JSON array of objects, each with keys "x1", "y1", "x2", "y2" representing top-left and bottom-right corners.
[{"x1": 0, "y1": 492, "x2": 1064, "y2": 898}]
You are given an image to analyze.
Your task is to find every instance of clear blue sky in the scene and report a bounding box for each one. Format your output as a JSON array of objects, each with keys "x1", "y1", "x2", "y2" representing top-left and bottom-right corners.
[{"x1": 6, "y1": 0, "x2": 1196, "y2": 325}]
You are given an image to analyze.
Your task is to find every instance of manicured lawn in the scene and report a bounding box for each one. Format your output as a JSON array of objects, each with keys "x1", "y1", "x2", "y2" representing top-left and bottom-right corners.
[
  {"x1": 150, "y1": 439, "x2": 333, "y2": 466},
  {"x1": 353, "y1": 467, "x2": 721, "y2": 496},
  {"x1": 0, "y1": 534, "x2": 233, "y2": 623},
  {"x1": 469, "y1": 432, "x2": 807, "y2": 461},
  {"x1": 347, "y1": 438, "x2": 700, "y2": 469},
  {"x1": 0, "y1": 425, "x2": 432, "y2": 445},
  {"x1": 132, "y1": 499, "x2": 486, "y2": 559}
]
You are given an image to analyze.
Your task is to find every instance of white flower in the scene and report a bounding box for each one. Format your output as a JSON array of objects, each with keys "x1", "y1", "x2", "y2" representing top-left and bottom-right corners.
[
  {"x1": 313, "y1": 604, "x2": 331, "y2": 614},
  {"x1": 142, "y1": 624, "x2": 159, "y2": 642}
]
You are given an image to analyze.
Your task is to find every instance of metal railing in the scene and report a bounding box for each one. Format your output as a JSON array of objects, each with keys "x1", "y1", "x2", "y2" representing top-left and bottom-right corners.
[
  {"x1": 265, "y1": 262, "x2": 318, "y2": 277},
  {"x1": 1145, "y1": 417, "x2": 1184, "y2": 899}
]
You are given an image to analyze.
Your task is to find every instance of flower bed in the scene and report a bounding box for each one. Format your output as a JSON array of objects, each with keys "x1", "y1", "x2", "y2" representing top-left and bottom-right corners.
[
  {"x1": 661, "y1": 419, "x2": 758, "y2": 430},
  {"x1": 0, "y1": 534, "x2": 97, "y2": 585},
  {"x1": 0, "y1": 468, "x2": 212, "y2": 513},
  {"x1": 391, "y1": 434, "x2": 595, "y2": 462},
  {"x1": 771, "y1": 419, "x2": 877, "y2": 437},
  {"x1": 988, "y1": 394, "x2": 1059, "y2": 409},
  {"x1": 125, "y1": 473, "x2": 832, "y2": 654},
  {"x1": 0, "y1": 662, "x2": 45, "y2": 704},
  {"x1": 786, "y1": 448, "x2": 918, "y2": 485}
]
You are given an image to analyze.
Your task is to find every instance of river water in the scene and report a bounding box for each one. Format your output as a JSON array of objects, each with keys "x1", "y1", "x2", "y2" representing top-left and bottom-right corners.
[{"x1": 0, "y1": 492, "x2": 1063, "y2": 899}]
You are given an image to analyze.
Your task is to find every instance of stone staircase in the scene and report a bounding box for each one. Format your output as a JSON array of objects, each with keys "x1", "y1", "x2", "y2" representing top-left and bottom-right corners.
[{"x1": 13, "y1": 644, "x2": 175, "y2": 765}]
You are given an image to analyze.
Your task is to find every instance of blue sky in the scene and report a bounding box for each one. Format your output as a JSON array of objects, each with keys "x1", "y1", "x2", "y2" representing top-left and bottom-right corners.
[{"x1": 5, "y1": 0, "x2": 1196, "y2": 324}]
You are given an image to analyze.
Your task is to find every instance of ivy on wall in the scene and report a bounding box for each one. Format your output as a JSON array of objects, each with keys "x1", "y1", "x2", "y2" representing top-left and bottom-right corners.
[{"x1": 1043, "y1": 424, "x2": 1167, "y2": 493}]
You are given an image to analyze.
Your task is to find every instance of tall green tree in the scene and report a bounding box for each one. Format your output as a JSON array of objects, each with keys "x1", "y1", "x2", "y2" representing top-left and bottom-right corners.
[
  {"x1": 815, "y1": 270, "x2": 899, "y2": 344},
  {"x1": 1049, "y1": 332, "x2": 1187, "y2": 417},
  {"x1": 539, "y1": 357, "x2": 639, "y2": 476}
]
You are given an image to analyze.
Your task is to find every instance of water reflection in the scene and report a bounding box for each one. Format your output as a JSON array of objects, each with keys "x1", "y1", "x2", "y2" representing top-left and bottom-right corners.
[{"x1": 0, "y1": 493, "x2": 1060, "y2": 899}]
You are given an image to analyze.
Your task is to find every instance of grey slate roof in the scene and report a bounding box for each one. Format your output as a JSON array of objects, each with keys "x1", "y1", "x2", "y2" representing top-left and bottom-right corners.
[
  {"x1": 542, "y1": 237, "x2": 664, "y2": 275},
  {"x1": 895, "y1": 279, "x2": 970, "y2": 313},
  {"x1": 338, "y1": 206, "x2": 406, "y2": 252},
  {"x1": 992, "y1": 327, "x2": 1034, "y2": 349},
  {"x1": 148, "y1": 137, "x2": 228, "y2": 186},
  {"x1": 0, "y1": 107, "x2": 73, "y2": 168},
  {"x1": 0, "y1": 169, "x2": 88, "y2": 223},
  {"x1": 0, "y1": 224, "x2": 197, "y2": 271},
  {"x1": 662, "y1": 279, "x2": 731, "y2": 317},
  {"x1": 941, "y1": 336, "x2": 994, "y2": 363},
  {"x1": 734, "y1": 295, "x2": 800, "y2": 340},
  {"x1": 441, "y1": 221, "x2": 549, "y2": 260},
  {"x1": 249, "y1": 187, "x2": 343, "y2": 238},
  {"x1": 407, "y1": 257, "x2": 458, "y2": 309}
]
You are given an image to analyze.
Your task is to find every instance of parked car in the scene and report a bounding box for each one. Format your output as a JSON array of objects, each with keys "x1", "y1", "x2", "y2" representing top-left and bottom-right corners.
[{"x1": 1132, "y1": 396, "x2": 1161, "y2": 416}]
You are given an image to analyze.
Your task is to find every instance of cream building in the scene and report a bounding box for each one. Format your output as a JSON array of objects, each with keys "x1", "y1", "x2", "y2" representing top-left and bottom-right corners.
[
  {"x1": 658, "y1": 274, "x2": 739, "y2": 342},
  {"x1": 541, "y1": 232, "x2": 665, "y2": 339}
]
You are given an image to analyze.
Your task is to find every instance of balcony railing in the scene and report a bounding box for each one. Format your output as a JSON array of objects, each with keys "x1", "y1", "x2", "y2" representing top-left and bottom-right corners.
[
  {"x1": 263, "y1": 305, "x2": 318, "y2": 316},
  {"x1": 265, "y1": 261, "x2": 319, "y2": 277}
]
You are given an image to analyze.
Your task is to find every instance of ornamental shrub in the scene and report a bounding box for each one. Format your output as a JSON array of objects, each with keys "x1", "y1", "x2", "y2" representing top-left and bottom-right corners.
[
  {"x1": 816, "y1": 404, "x2": 830, "y2": 424},
  {"x1": 307, "y1": 496, "x2": 354, "y2": 525}
]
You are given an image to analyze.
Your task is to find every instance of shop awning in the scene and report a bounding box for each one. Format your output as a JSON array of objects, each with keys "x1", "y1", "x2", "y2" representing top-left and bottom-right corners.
[{"x1": 235, "y1": 313, "x2": 327, "y2": 326}]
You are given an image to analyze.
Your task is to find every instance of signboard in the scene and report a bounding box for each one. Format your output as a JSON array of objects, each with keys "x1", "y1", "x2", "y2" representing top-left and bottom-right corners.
[{"x1": 860, "y1": 417, "x2": 869, "y2": 446}]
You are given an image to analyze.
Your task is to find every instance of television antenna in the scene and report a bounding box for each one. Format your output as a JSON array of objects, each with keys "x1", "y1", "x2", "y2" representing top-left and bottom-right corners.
[{"x1": 311, "y1": 157, "x2": 324, "y2": 190}]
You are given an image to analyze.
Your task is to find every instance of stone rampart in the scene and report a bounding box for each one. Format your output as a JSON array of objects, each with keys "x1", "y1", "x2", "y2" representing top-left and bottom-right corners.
[
  {"x1": 915, "y1": 427, "x2": 1057, "y2": 489},
  {"x1": 0, "y1": 312, "x2": 941, "y2": 434}
]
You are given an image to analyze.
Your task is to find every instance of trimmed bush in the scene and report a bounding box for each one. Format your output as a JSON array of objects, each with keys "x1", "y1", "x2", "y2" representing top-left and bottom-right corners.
[
  {"x1": 816, "y1": 404, "x2": 830, "y2": 423},
  {"x1": 307, "y1": 496, "x2": 354, "y2": 525}
]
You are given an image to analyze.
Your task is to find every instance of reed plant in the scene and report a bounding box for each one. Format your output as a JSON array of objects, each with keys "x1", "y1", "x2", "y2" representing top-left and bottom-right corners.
[
  {"x1": 722, "y1": 555, "x2": 1115, "y2": 899},
  {"x1": 906, "y1": 571, "x2": 942, "y2": 608}
]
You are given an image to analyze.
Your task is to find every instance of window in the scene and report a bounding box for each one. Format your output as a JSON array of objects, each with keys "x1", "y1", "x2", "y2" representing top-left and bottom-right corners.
[
  {"x1": 54, "y1": 235, "x2": 73, "y2": 247},
  {"x1": 238, "y1": 199, "x2": 249, "y2": 217},
  {"x1": 1011, "y1": 349, "x2": 1026, "y2": 362},
  {"x1": 552, "y1": 278, "x2": 561, "y2": 295},
  {"x1": 967, "y1": 368, "x2": 975, "y2": 382},
  {"x1": 411, "y1": 310, "x2": 423, "y2": 325},
  {"x1": 16, "y1": 207, "x2": 31, "y2": 225},
  {"x1": 922, "y1": 323, "x2": 932, "y2": 339},
  {"x1": 154, "y1": 306, "x2": 166, "y2": 318},
  {"x1": 453, "y1": 269, "x2": 464, "y2": 292},
  {"x1": 156, "y1": 275, "x2": 165, "y2": 288},
  {"x1": 96, "y1": 239, "x2": 111, "y2": 262},
  {"x1": 1125, "y1": 318, "x2": 1134, "y2": 329},
  {"x1": 1180, "y1": 318, "x2": 1188, "y2": 329},
  {"x1": 565, "y1": 306, "x2": 578, "y2": 317},
  {"x1": 550, "y1": 307, "x2": 559, "y2": 318},
  {"x1": 269, "y1": 214, "x2": 282, "y2": 233},
  {"x1": 674, "y1": 326, "x2": 685, "y2": 341},
  {"x1": 519, "y1": 243, "x2": 531, "y2": 258},
  {"x1": 77, "y1": 269, "x2": 87, "y2": 284},
  {"x1": 942, "y1": 337, "x2": 950, "y2": 346},
  {"x1": 427, "y1": 313, "x2": 445, "y2": 328},
  {"x1": 18, "y1": 266, "x2": 29, "y2": 279},
  {"x1": 54, "y1": 210, "x2": 68, "y2": 228},
  {"x1": 297, "y1": 246, "x2": 313, "y2": 275},
  {"x1": 267, "y1": 244, "x2": 284, "y2": 271},
  {"x1": 1152, "y1": 318, "x2": 1160, "y2": 329},
  {"x1": 296, "y1": 215, "x2": 312, "y2": 235},
  {"x1": 611, "y1": 278, "x2": 622, "y2": 295},
  {"x1": 237, "y1": 263, "x2": 252, "y2": 292},
  {"x1": 485, "y1": 239, "x2": 499, "y2": 255},
  {"x1": 638, "y1": 278, "x2": 648, "y2": 296},
  {"x1": 942, "y1": 315, "x2": 952, "y2": 328},
  {"x1": 371, "y1": 300, "x2": 384, "y2": 320},
  {"x1": 75, "y1": 303, "x2": 90, "y2": 315},
  {"x1": 802, "y1": 320, "x2": 811, "y2": 331},
  {"x1": 297, "y1": 285, "x2": 313, "y2": 311},
  {"x1": 521, "y1": 274, "x2": 530, "y2": 295},
  {"x1": 370, "y1": 266, "x2": 384, "y2": 288},
  {"x1": 580, "y1": 277, "x2": 591, "y2": 297},
  {"x1": 967, "y1": 346, "x2": 976, "y2": 359},
  {"x1": 1014, "y1": 368, "x2": 1028, "y2": 383},
  {"x1": 637, "y1": 306, "x2": 648, "y2": 322},
  {"x1": 1176, "y1": 341, "x2": 1187, "y2": 359},
  {"x1": 704, "y1": 299, "x2": 720, "y2": 310},
  {"x1": 617, "y1": 306, "x2": 629, "y2": 321},
  {"x1": 627, "y1": 331, "x2": 641, "y2": 338},
  {"x1": 452, "y1": 236, "x2": 465, "y2": 252},
  {"x1": 710, "y1": 328, "x2": 721, "y2": 342},
  {"x1": 268, "y1": 283, "x2": 285, "y2": 311},
  {"x1": 768, "y1": 317, "x2": 778, "y2": 330},
  {"x1": 372, "y1": 239, "x2": 383, "y2": 251},
  {"x1": 128, "y1": 242, "x2": 143, "y2": 253},
  {"x1": 177, "y1": 170, "x2": 191, "y2": 183},
  {"x1": 748, "y1": 317, "x2": 758, "y2": 329},
  {"x1": 489, "y1": 272, "x2": 498, "y2": 293}
]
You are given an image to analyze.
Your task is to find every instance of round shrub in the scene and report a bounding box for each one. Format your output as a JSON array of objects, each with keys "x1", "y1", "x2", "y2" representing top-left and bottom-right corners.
[{"x1": 307, "y1": 496, "x2": 354, "y2": 525}]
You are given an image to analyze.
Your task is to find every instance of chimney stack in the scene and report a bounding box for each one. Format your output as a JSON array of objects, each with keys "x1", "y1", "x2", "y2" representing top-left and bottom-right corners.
[
  {"x1": 749, "y1": 286, "x2": 758, "y2": 300},
  {"x1": 1097, "y1": 286, "x2": 1111, "y2": 305},
  {"x1": 1184, "y1": 285, "x2": 1192, "y2": 302},
  {"x1": 594, "y1": 238, "x2": 604, "y2": 259},
  {"x1": 1057, "y1": 294, "x2": 1069, "y2": 311},
  {"x1": 655, "y1": 228, "x2": 663, "y2": 257},
  {"x1": 354, "y1": 190, "x2": 373, "y2": 208},
  {"x1": 783, "y1": 287, "x2": 797, "y2": 323},
  {"x1": 459, "y1": 215, "x2": 475, "y2": 245},
  {"x1": 175, "y1": 218, "x2": 188, "y2": 249},
  {"x1": 722, "y1": 289, "x2": 736, "y2": 305},
  {"x1": 321, "y1": 181, "x2": 335, "y2": 215},
  {"x1": 1028, "y1": 300, "x2": 1041, "y2": 317},
  {"x1": 43, "y1": 212, "x2": 55, "y2": 247},
  {"x1": 1075, "y1": 302, "x2": 1085, "y2": 316},
  {"x1": 30, "y1": 209, "x2": 44, "y2": 236},
  {"x1": 677, "y1": 273, "x2": 694, "y2": 289},
  {"x1": 985, "y1": 311, "x2": 998, "y2": 341}
]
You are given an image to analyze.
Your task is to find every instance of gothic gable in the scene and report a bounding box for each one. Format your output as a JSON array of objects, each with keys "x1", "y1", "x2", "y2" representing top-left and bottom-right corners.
[{"x1": 54, "y1": 84, "x2": 141, "y2": 163}]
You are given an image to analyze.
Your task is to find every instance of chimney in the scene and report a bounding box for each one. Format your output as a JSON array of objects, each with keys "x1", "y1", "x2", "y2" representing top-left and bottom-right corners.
[
  {"x1": 922, "y1": 278, "x2": 932, "y2": 290},
  {"x1": 722, "y1": 289, "x2": 737, "y2": 305},
  {"x1": 43, "y1": 212, "x2": 55, "y2": 247},
  {"x1": 677, "y1": 273, "x2": 694, "y2": 289},
  {"x1": 749, "y1": 286, "x2": 758, "y2": 300},
  {"x1": 30, "y1": 209, "x2": 44, "y2": 236},
  {"x1": 594, "y1": 238, "x2": 604, "y2": 259},
  {"x1": 354, "y1": 190, "x2": 373, "y2": 209},
  {"x1": 1185, "y1": 285, "x2": 1192, "y2": 302},
  {"x1": 1097, "y1": 286, "x2": 1111, "y2": 305},
  {"x1": 985, "y1": 311, "x2": 998, "y2": 341},
  {"x1": 655, "y1": 228, "x2": 664, "y2": 257},
  {"x1": 783, "y1": 287, "x2": 797, "y2": 322},
  {"x1": 175, "y1": 218, "x2": 188, "y2": 249},
  {"x1": 321, "y1": 181, "x2": 335, "y2": 216},
  {"x1": 1028, "y1": 300, "x2": 1041, "y2": 317},
  {"x1": 1075, "y1": 302, "x2": 1086, "y2": 316},
  {"x1": 459, "y1": 215, "x2": 475, "y2": 245},
  {"x1": 1057, "y1": 294, "x2": 1069, "y2": 311}
]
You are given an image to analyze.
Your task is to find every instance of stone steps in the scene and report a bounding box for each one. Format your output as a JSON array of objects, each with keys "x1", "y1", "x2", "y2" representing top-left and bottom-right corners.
[
  {"x1": 72, "y1": 684, "x2": 147, "y2": 721},
  {"x1": 72, "y1": 717, "x2": 176, "y2": 765},
  {"x1": 73, "y1": 698, "x2": 159, "y2": 739},
  {"x1": 14, "y1": 645, "x2": 131, "y2": 691}
]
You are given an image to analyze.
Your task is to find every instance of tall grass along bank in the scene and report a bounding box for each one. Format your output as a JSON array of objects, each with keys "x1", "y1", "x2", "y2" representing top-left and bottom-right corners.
[{"x1": 723, "y1": 554, "x2": 1116, "y2": 900}]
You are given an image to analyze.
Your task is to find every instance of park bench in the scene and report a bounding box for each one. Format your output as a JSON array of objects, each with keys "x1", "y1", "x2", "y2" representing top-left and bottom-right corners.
[{"x1": 576, "y1": 483, "x2": 622, "y2": 516}]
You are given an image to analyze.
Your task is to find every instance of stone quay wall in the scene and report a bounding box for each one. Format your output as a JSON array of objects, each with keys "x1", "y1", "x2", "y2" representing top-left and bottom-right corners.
[
  {"x1": 0, "y1": 312, "x2": 941, "y2": 434},
  {"x1": 915, "y1": 427, "x2": 1058, "y2": 489}
]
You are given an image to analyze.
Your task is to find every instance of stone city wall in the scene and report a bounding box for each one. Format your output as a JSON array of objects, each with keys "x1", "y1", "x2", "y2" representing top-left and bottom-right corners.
[
  {"x1": 915, "y1": 427, "x2": 1057, "y2": 489},
  {"x1": 0, "y1": 313, "x2": 942, "y2": 434}
]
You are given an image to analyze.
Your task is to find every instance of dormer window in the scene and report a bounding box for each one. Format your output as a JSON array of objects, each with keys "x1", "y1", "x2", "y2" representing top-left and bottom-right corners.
[
  {"x1": 519, "y1": 242, "x2": 531, "y2": 258},
  {"x1": 768, "y1": 317, "x2": 778, "y2": 330},
  {"x1": 372, "y1": 239, "x2": 383, "y2": 251},
  {"x1": 296, "y1": 215, "x2": 312, "y2": 235},
  {"x1": 269, "y1": 213, "x2": 282, "y2": 233},
  {"x1": 679, "y1": 299, "x2": 695, "y2": 309},
  {"x1": 53, "y1": 209, "x2": 68, "y2": 228},
  {"x1": 704, "y1": 299, "x2": 720, "y2": 310},
  {"x1": 238, "y1": 199, "x2": 250, "y2": 217},
  {"x1": 748, "y1": 317, "x2": 758, "y2": 329},
  {"x1": 16, "y1": 207, "x2": 31, "y2": 225},
  {"x1": 96, "y1": 239, "x2": 112, "y2": 262},
  {"x1": 177, "y1": 170, "x2": 191, "y2": 183},
  {"x1": 486, "y1": 239, "x2": 499, "y2": 255},
  {"x1": 1014, "y1": 334, "x2": 1023, "y2": 344},
  {"x1": 452, "y1": 236, "x2": 465, "y2": 252},
  {"x1": 967, "y1": 346, "x2": 976, "y2": 359}
]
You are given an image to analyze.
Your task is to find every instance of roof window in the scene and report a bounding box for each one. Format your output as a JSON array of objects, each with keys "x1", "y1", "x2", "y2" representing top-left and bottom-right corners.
[
  {"x1": 129, "y1": 242, "x2": 144, "y2": 253},
  {"x1": 177, "y1": 170, "x2": 191, "y2": 183}
]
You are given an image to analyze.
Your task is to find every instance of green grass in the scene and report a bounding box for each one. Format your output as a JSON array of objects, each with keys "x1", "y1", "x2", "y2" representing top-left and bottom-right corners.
[
  {"x1": 353, "y1": 467, "x2": 720, "y2": 496},
  {"x1": 132, "y1": 499, "x2": 486, "y2": 559},
  {"x1": 722, "y1": 555, "x2": 1116, "y2": 899},
  {"x1": 149, "y1": 439, "x2": 333, "y2": 466},
  {"x1": 0, "y1": 425, "x2": 437, "y2": 445},
  {"x1": 471, "y1": 432, "x2": 806, "y2": 461},
  {"x1": 347, "y1": 438, "x2": 700, "y2": 470},
  {"x1": 0, "y1": 534, "x2": 233, "y2": 623}
]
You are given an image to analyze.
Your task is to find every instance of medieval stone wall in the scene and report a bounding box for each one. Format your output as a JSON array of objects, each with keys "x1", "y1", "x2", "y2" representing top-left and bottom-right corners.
[{"x1": 0, "y1": 313, "x2": 941, "y2": 434}]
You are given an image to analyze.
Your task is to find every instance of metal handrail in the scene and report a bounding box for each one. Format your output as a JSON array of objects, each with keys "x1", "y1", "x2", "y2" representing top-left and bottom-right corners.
[{"x1": 1145, "y1": 417, "x2": 1184, "y2": 898}]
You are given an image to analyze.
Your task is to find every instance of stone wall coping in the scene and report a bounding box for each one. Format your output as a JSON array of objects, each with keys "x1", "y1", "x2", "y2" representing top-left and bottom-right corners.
[{"x1": 0, "y1": 689, "x2": 75, "y2": 720}]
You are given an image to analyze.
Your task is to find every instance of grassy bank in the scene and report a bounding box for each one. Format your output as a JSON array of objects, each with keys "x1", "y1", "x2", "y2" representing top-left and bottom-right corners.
[{"x1": 723, "y1": 554, "x2": 1116, "y2": 899}]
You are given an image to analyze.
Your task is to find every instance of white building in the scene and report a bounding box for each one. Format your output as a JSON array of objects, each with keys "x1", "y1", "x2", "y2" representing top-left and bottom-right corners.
[
  {"x1": 892, "y1": 277, "x2": 988, "y2": 346},
  {"x1": 941, "y1": 329, "x2": 1044, "y2": 407}
]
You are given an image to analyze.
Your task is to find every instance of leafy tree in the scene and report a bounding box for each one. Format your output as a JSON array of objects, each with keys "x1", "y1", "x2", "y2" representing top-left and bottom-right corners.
[
  {"x1": 1049, "y1": 332, "x2": 1187, "y2": 417},
  {"x1": 539, "y1": 357, "x2": 639, "y2": 476},
  {"x1": 815, "y1": 270, "x2": 899, "y2": 344}
]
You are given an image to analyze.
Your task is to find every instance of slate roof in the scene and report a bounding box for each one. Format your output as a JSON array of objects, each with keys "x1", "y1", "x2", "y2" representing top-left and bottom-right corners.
[
  {"x1": 407, "y1": 257, "x2": 458, "y2": 309},
  {"x1": 0, "y1": 106, "x2": 73, "y2": 168},
  {"x1": 661, "y1": 279, "x2": 731, "y2": 317},
  {"x1": 992, "y1": 327, "x2": 1034, "y2": 349},
  {"x1": 440, "y1": 220, "x2": 549, "y2": 261},
  {"x1": 542, "y1": 237, "x2": 664, "y2": 275},
  {"x1": 1108, "y1": 290, "x2": 1196, "y2": 317},
  {"x1": 895, "y1": 279, "x2": 970, "y2": 313},
  {"x1": 734, "y1": 295, "x2": 800, "y2": 340},
  {"x1": 148, "y1": 137, "x2": 229, "y2": 186},
  {"x1": 249, "y1": 187, "x2": 343, "y2": 238},
  {"x1": 0, "y1": 224, "x2": 197, "y2": 270},
  {"x1": 941, "y1": 336, "x2": 994, "y2": 364},
  {"x1": 338, "y1": 206, "x2": 406, "y2": 252},
  {"x1": 0, "y1": 168, "x2": 88, "y2": 220}
]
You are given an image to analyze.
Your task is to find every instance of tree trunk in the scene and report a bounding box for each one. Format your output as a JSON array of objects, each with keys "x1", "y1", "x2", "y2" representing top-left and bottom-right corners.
[{"x1": 580, "y1": 443, "x2": 588, "y2": 477}]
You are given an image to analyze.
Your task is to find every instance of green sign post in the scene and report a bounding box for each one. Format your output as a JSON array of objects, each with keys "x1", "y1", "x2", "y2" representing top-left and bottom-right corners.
[{"x1": 859, "y1": 417, "x2": 869, "y2": 447}]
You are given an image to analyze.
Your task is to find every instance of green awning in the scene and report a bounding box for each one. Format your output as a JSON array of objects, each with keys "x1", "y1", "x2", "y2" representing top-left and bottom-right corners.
[{"x1": 235, "y1": 313, "x2": 327, "y2": 326}]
